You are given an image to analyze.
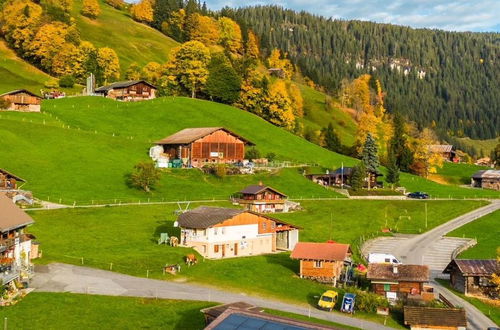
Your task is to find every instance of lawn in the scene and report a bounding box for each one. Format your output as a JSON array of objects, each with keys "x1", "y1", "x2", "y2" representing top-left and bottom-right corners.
[
  {"x1": 446, "y1": 210, "x2": 500, "y2": 259},
  {"x1": 431, "y1": 162, "x2": 490, "y2": 186}
]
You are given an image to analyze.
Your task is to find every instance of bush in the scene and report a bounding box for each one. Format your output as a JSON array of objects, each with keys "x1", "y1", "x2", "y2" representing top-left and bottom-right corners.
[
  {"x1": 245, "y1": 147, "x2": 261, "y2": 161},
  {"x1": 265, "y1": 152, "x2": 277, "y2": 162},
  {"x1": 344, "y1": 288, "x2": 389, "y2": 313},
  {"x1": 59, "y1": 75, "x2": 75, "y2": 88},
  {"x1": 44, "y1": 78, "x2": 59, "y2": 89},
  {"x1": 0, "y1": 98, "x2": 11, "y2": 110},
  {"x1": 215, "y1": 163, "x2": 226, "y2": 179}
]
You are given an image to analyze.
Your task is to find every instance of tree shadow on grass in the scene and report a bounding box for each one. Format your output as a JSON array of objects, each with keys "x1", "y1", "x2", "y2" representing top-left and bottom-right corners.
[
  {"x1": 172, "y1": 304, "x2": 214, "y2": 330},
  {"x1": 152, "y1": 221, "x2": 180, "y2": 243},
  {"x1": 263, "y1": 253, "x2": 298, "y2": 273}
]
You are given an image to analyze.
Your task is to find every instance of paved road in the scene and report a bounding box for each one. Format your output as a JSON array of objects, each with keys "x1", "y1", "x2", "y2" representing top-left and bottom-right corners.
[
  {"x1": 363, "y1": 200, "x2": 500, "y2": 329},
  {"x1": 32, "y1": 263, "x2": 392, "y2": 330}
]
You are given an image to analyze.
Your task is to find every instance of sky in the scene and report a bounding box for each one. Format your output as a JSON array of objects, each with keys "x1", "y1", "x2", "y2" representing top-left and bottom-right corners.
[{"x1": 205, "y1": 0, "x2": 500, "y2": 32}]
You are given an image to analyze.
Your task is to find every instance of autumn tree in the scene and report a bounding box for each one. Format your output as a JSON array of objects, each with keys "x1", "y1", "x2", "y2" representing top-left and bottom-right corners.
[
  {"x1": 0, "y1": 0, "x2": 43, "y2": 53},
  {"x1": 246, "y1": 30, "x2": 260, "y2": 59},
  {"x1": 186, "y1": 13, "x2": 219, "y2": 46},
  {"x1": 361, "y1": 133, "x2": 380, "y2": 189},
  {"x1": 409, "y1": 128, "x2": 444, "y2": 177},
  {"x1": 141, "y1": 62, "x2": 163, "y2": 84},
  {"x1": 131, "y1": 0, "x2": 154, "y2": 23},
  {"x1": 218, "y1": 17, "x2": 243, "y2": 54},
  {"x1": 205, "y1": 53, "x2": 241, "y2": 104},
  {"x1": 261, "y1": 80, "x2": 295, "y2": 129},
  {"x1": 104, "y1": 0, "x2": 125, "y2": 9},
  {"x1": 267, "y1": 49, "x2": 293, "y2": 79},
  {"x1": 125, "y1": 62, "x2": 142, "y2": 80},
  {"x1": 164, "y1": 40, "x2": 210, "y2": 98},
  {"x1": 161, "y1": 9, "x2": 186, "y2": 41},
  {"x1": 29, "y1": 22, "x2": 73, "y2": 72},
  {"x1": 129, "y1": 162, "x2": 162, "y2": 193},
  {"x1": 288, "y1": 83, "x2": 303, "y2": 117},
  {"x1": 52, "y1": 43, "x2": 85, "y2": 78},
  {"x1": 81, "y1": 0, "x2": 101, "y2": 19},
  {"x1": 97, "y1": 47, "x2": 120, "y2": 84}
]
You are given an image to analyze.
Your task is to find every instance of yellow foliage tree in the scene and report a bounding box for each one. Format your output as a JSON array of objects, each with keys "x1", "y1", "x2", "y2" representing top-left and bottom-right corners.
[
  {"x1": 410, "y1": 128, "x2": 444, "y2": 177},
  {"x1": 52, "y1": 43, "x2": 86, "y2": 78},
  {"x1": 267, "y1": 49, "x2": 293, "y2": 79},
  {"x1": 0, "y1": 0, "x2": 43, "y2": 52},
  {"x1": 81, "y1": 0, "x2": 101, "y2": 19},
  {"x1": 164, "y1": 40, "x2": 211, "y2": 98},
  {"x1": 161, "y1": 9, "x2": 186, "y2": 40},
  {"x1": 186, "y1": 13, "x2": 219, "y2": 46},
  {"x1": 141, "y1": 62, "x2": 163, "y2": 84},
  {"x1": 29, "y1": 22, "x2": 70, "y2": 72},
  {"x1": 246, "y1": 30, "x2": 260, "y2": 59},
  {"x1": 263, "y1": 80, "x2": 295, "y2": 129},
  {"x1": 97, "y1": 47, "x2": 120, "y2": 84},
  {"x1": 288, "y1": 83, "x2": 304, "y2": 117},
  {"x1": 218, "y1": 17, "x2": 243, "y2": 54},
  {"x1": 131, "y1": 0, "x2": 154, "y2": 23},
  {"x1": 45, "y1": 0, "x2": 73, "y2": 13}
]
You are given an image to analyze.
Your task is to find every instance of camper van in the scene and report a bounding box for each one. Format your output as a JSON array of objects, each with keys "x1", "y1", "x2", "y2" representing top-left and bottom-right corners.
[{"x1": 367, "y1": 253, "x2": 402, "y2": 265}]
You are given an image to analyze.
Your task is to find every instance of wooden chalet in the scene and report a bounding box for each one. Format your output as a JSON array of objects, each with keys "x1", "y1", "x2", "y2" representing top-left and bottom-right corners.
[
  {"x1": 428, "y1": 145, "x2": 458, "y2": 162},
  {"x1": 236, "y1": 183, "x2": 288, "y2": 213},
  {"x1": 94, "y1": 80, "x2": 156, "y2": 101},
  {"x1": 306, "y1": 167, "x2": 383, "y2": 188},
  {"x1": 443, "y1": 259, "x2": 497, "y2": 297},
  {"x1": 471, "y1": 170, "x2": 500, "y2": 191},
  {"x1": 367, "y1": 264, "x2": 429, "y2": 301},
  {"x1": 403, "y1": 306, "x2": 466, "y2": 330},
  {"x1": 153, "y1": 127, "x2": 254, "y2": 168},
  {"x1": 0, "y1": 90, "x2": 41, "y2": 112},
  {"x1": 177, "y1": 206, "x2": 300, "y2": 259},
  {"x1": 0, "y1": 169, "x2": 25, "y2": 190},
  {"x1": 290, "y1": 241, "x2": 352, "y2": 286}
]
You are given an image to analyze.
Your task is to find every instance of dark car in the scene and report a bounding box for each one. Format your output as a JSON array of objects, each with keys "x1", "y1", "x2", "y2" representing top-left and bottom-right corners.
[{"x1": 407, "y1": 192, "x2": 429, "y2": 199}]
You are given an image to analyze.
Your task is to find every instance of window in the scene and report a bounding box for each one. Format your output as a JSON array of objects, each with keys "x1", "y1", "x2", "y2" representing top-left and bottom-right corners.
[
  {"x1": 384, "y1": 284, "x2": 391, "y2": 291},
  {"x1": 384, "y1": 258, "x2": 390, "y2": 263},
  {"x1": 214, "y1": 228, "x2": 218, "y2": 235},
  {"x1": 314, "y1": 261, "x2": 323, "y2": 268},
  {"x1": 214, "y1": 245, "x2": 219, "y2": 253},
  {"x1": 271, "y1": 222, "x2": 275, "y2": 229},
  {"x1": 262, "y1": 222, "x2": 267, "y2": 230}
]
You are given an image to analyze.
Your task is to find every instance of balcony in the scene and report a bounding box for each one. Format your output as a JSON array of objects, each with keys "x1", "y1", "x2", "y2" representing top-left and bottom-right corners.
[{"x1": 0, "y1": 264, "x2": 20, "y2": 285}]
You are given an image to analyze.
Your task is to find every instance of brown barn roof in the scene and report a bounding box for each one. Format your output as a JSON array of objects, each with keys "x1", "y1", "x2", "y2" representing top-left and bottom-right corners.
[
  {"x1": 0, "y1": 168, "x2": 25, "y2": 182},
  {"x1": 240, "y1": 184, "x2": 287, "y2": 197},
  {"x1": 94, "y1": 80, "x2": 156, "y2": 92},
  {"x1": 0, "y1": 193, "x2": 35, "y2": 232},
  {"x1": 443, "y1": 259, "x2": 497, "y2": 276},
  {"x1": 290, "y1": 242, "x2": 351, "y2": 262},
  {"x1": 155, "y1": 127, "x2": 254, "y2": 145},
  {"x1": 367, "y1": 264, "x2": 429, "y2": 282},
  {"x1": 404, "y1": 306, "x2": 466, "y2": 327},
  {"x1": 0, "y1": 89, "x2": 41, "y2": 99}
]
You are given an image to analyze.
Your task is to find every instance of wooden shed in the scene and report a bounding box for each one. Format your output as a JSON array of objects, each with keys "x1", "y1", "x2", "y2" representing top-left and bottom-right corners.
[
  {"x1": 0, "y1": 169, "x2": 25, "y2": 190},
  {"x1": 367, "y1": 264, "x2": 429, "y2": 300},
  {"x1": 154, "y1": 127, "x2": 254, "y2": 168},
  {"x1": 0, "y1": 89, "x2": 41, "y2": 112},
  {"x1": 443, "y1": 259, "x2": 497, "y2": 297},
  {"x1": 403, "y1": 306, "x2": 466, "y2": 330},
  {"x1": 94, "y1": 80, "x2": 156, "y2": 101},
  {"x1": 290, "y1": 241, "x2": 352, "y2": 285},
  {"x1": 471, "y1": 170, "x2": 500, "y2": 191}
]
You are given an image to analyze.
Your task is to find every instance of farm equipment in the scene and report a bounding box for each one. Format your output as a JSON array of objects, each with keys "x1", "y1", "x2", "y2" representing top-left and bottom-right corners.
[{"x1": 340, "y1": 293, "x2": 356, "y2": 314}]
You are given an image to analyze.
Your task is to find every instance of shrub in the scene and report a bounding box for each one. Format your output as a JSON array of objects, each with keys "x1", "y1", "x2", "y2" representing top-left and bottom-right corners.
[
  {"x1": 0, "y1": 98, "x2": 11, "y2": 110},
  {"x1": 245, "y1": 147, "x2": 260, "y2": 161},
  {"x1": 129, "y1": 162, "x2": 162, "y2": 192},
  {"x1": 59, "y1": 75, "x2": 75, "y2": 88},
  {"x1": 215, "y1": 163, "x2": 226, "y2": 179},
  {"x1": 265, "y1": 152, "x2": 277, "y2": 162}
]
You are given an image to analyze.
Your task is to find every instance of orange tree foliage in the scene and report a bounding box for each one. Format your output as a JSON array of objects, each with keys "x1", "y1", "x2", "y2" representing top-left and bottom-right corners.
[
  {"x1": 218, "y1": 17, "x2": 243, "y2": 54},
  {"x1": 81, "y1": 0, "x2": 101, "y2": 19},
  {"x1": 97, "y1": 47, "x2": 121, "y2": 83},
  {"x1": 141, "y1": 62, "x2": 163, "y2": 85},
  {"x1": 288, "y1": 83, "x2": 304, "y2": 117},
  {"x1": 131, "y1": 0, "x2": 154, "y2": 23},
  {"x1": 105, "y1": 0, "x2": 125, "y2": 9},
  {"x1": 44, "y1": 0, "x2": 73, "y2": 13},
  {"x1": 267, "y1": 49, "x2": 293, "y2": 79},
  {"x1": 409, "y1": 128, "x2": 444, "y2": 177},
  {"x1": 263, "y1": 80, "x2": 295, "y2": 129},
  {"x1": 0, "y1": 0, "x2": 43, "y2": 53},
  {"x1": 246, "y1": 30, "x2": 260, "y2": 59},
  {"x1": 163, "y1": 40, "x2": 211, "y2": 98},
  {"x1": 28, "y1": 22, "x2": 73, "y2": 72},
  {"x1": 186, "y1": 13, "x2": 219, "y2": 46}
]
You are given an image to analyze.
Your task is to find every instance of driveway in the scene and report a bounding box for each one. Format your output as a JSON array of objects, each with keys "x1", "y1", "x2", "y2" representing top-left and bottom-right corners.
[{"x1": 32, "y1": 263, "x2": 392, "y2": 330}]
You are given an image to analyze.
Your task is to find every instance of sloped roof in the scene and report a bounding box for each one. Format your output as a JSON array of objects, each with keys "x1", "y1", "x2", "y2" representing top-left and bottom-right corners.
[
  {"x1": 443, "y1": 259, "x2": 497, "y2": 276},
  {"x1": 427, "y1": 144, "x2": 453, "y2": 153},
  {"x1": 290, "y1": 242, "x2": 351, "y2": 261},
  {"x1": 94, "y1": 80, "x2": 156, "y2": 92},
  {"x1": 240, "y1": 184, "x2": 287, "y2": 197},
  {"x1": 0, "y1": 89, "x2": 41, "y2": 98},
  {"x1": 472, "y1": 170, "x2": 500, "y2": 179},
  {"x1": 155, "y1": 127, "x2": 254, "y2": 145},
  {"x1": 0, "y1": 193, "x2": 35, "y2": 232},
  {"x1": 403, "y1": 306, "x2": 466, "y2": 327},
  {"x1": 0, "y1": 168, "x2": 25, "y2": 182},
  {"x1": 367, "y1": 264, "x2": 429, "y2": 282},
  {"x1": 177, "y1": 207, "x2": 244, "y2": 229}
]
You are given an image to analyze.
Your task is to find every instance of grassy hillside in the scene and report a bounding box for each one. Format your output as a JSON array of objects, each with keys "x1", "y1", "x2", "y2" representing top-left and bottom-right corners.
[
  {"x1": 72, "y1": 0, "x2": 178, "y2": 73},
  {"x1": 430, "y1": 162, "x2": 489, "y2": 186}
]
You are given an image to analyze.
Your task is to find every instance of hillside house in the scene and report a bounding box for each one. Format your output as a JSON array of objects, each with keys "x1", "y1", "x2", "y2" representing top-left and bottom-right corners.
[
  {"x1": 94, "y1": 80, "x2": 156, "y2": 101},
  {"x1": 268, "y1": 68, "x2": 285, "y2": 78},
  {"x1": 236, "y1": 183, "x2": 288, "y2": 213},
  {"x1": 152, "y1": 127, "x2": 254, "y2": 168},
  {"x1": 443, "y1": 259, "x2": 497, "y2": 297},
  {"x1": 471, "y1": 170, "x2": 500, "y2": 191},
  {"x1": 0, "y1": 169, "x2": 25, "y2": 190},
  {"x1": 290, "y1": 241, "x2": 352, "y2": 285},
  {"x1": 0, "y1": 90, "x2": 41, "y2": 112},
  {"x1": 306, "y1": 167, "x2": 383, "y2": 188},
  {"x1": 0, "y1": 193, "x2": 36, "y2": 285},
  {"x1": 367, "y1": 264, "x2": 430, "y2": 301},
  {"x1": 403, "y1": 306, "x2": 466, "y2": 330},
  {"x1": 177, "y1": 207, "x2": 300, "y2": 259},
  {"x1": 427, "y1": 145, "x2": 458, "y2": 162}
]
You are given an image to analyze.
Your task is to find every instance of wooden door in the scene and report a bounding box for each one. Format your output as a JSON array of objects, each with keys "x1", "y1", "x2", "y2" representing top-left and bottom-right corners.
[
  {"x1": 222, "y1": 244, "x2": 225, "y2": 257},
  {"x1": 234, "y1": 243, "x2": 238, "y2": 256}
]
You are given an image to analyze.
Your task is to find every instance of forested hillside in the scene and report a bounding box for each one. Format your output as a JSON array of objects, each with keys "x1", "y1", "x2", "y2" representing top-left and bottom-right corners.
[{"x1": 224, "y1": 6, "x2": 500, "y2": 139}]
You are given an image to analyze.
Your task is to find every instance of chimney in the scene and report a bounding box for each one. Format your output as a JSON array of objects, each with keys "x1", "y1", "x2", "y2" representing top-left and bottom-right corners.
[{"x1": 393, "y1": 265, "x2": 398, "y2": 274}]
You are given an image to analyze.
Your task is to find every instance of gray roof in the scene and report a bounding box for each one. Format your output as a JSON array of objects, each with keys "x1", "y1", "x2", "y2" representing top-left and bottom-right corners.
[
  {"x1": 0, "y1": 193, "x2": 35, "y2": 232},
  {"x1": 240, "y1": 185, "x2": 287, "y2": 197},
  {"x1": 472, "y1": 170, "x2": 500, "y2": 179},
  {"x1": 443, "y1": 259, "x2": 497, "y2": 276},
  {"x1": 177, "y1": 207, "x2": 245, "y2": 229},
  {"x1": 94, "y1": 80, "x2": 156, "y2": 93},
  {"x1": 155, "y1": 127, "x2": 253, "y2": 145},
  {"x1": 427, "y1": 145, "x2": 454, "y2": 153},
  {"x1": 0, "y1": 89, "x2": 41, "y2": 98}
]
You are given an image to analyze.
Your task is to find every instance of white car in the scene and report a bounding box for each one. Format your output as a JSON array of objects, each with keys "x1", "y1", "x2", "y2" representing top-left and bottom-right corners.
[{"x1": 368, "y1": 253, "x2": 402, "y2": 265}]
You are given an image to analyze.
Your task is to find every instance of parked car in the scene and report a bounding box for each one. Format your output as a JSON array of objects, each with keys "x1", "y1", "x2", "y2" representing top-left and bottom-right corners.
[
  {"x1": 317, "y1": 290, "x2": 338, "y2": 311},
  {"x1": 407, "y1": 191, "x2": 429, "y2": 199},
  {"x1": 340, "y1": 293, "x2": 356, "y2": 314},
  {"x1": 368, "y1": 253, "x2": 402, "y2": 265}
]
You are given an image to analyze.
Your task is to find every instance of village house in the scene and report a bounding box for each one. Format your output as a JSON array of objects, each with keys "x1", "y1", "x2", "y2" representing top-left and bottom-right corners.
[
  {"x1": 471, "y1": 170, "x2": 500, "y2": 191},
  {"x1": 0, "y1": 193, "x2": 37, "y2": 285},
  {"x1": 152, "y1": 127, "x2": 254, "y2": 168},
  {"x1": 290, "y1": 241, "x2": 352, "y2": 286},
  {"x1": 0, "y1": 90, "x2": 42, "y2": 112},
  {"x1": 427, "y1": 144, "x2": 458, "y2": 162},
  {"x1": 236, "y1": 183, "x2": 288, "y2": 213},
  {"x1": 403, "y1": 306, "x2": 466, "y2": 330},
  {"x1": 367, "y1": 264, "x2": 430, "y2": 301},
  {"x1": 176, "y1": 206, "x2": 300, "y2": 259},
  {"x1": 443, "y1": 259, "x2": 497, "y2": 298},
  {"x1": 0, "y1": 169, "x2": 25, "y2": 190},
  {"x1": 306, "y1": 167, "x2": 383, "y2": 188},
  {"x1": 94, "y1": 80, "x2": 156, "y2": 101}
]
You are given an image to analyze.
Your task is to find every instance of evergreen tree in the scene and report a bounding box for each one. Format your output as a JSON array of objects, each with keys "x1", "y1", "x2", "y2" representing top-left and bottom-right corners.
[
  {"x1": 386, "y1": 152, "x2": 400, "y2": 189},
  {"x1": 205, "y1": 53, "x2": 241, "y2": 104},
  {"x1": 350, "y1": 163, "x2": 366, "y2": 191},
  {"x1": 390, "y1": 112, "x2": 413, "y2": 171},
  {"x1": 361, "y1": 133, "x2": 379, "y2": 189},
  {"x1": 492, "y1": 140, "x2": 500, "y2": 167},
  {"x1": 153, "y1": 0, "x2": 181, "y2": 30},
  {"x1": 323, "y1": 123, "x2": 341, "y2": 153}
]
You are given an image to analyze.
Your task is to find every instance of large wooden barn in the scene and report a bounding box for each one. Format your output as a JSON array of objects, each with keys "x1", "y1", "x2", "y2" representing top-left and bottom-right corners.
[
  {"x1": 94, "y1": 80, "x2": 156, "y2": 101},
  {"x1": 0, "y1": 90, "x2": 42, "y2": 112},
  {"x1": 153, "y1": 127, "x2": 254, "y2": 168}
]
